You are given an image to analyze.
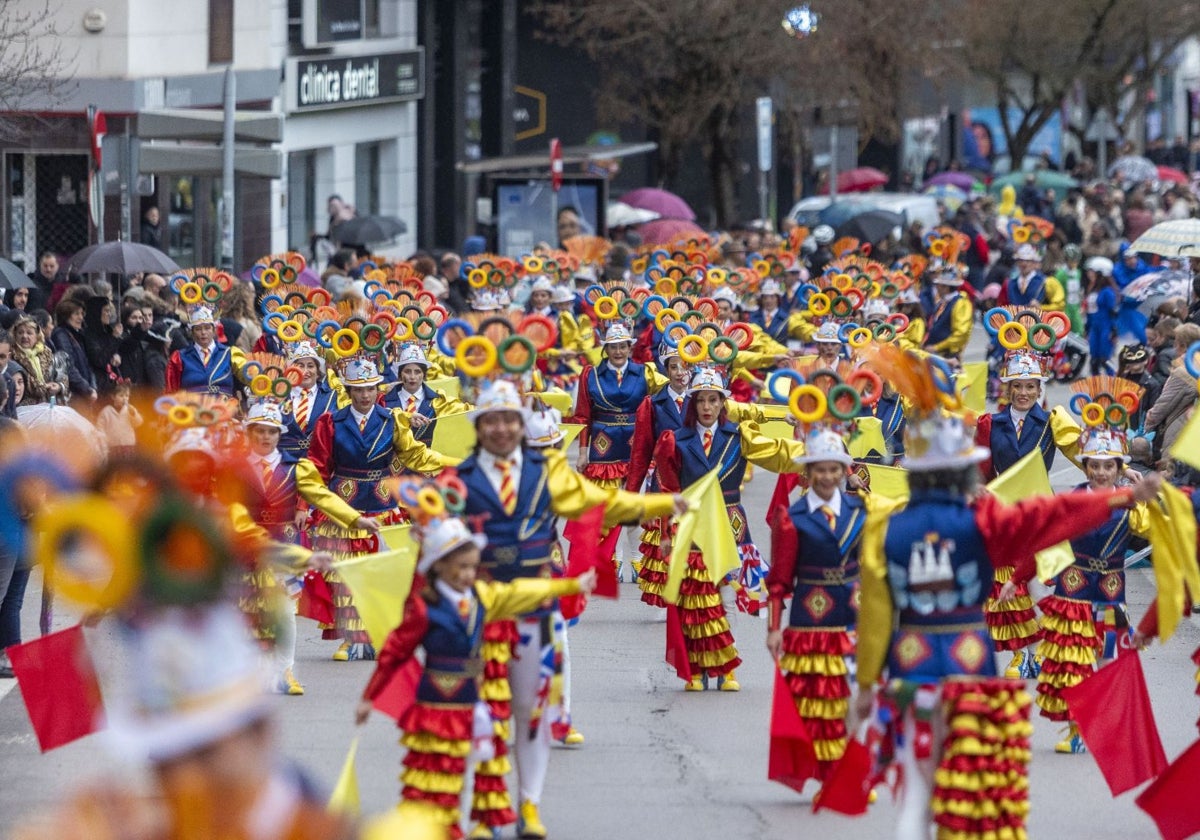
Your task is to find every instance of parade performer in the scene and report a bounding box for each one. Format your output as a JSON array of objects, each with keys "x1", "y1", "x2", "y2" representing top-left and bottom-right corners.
[
  {"x1": 382, "y1": 342, "x2": 470, "y2": 445},
  {"x1": 457, "y1": 378, "x2": 685, "y2": 839},
  {"x1": 893, "y1": 286, "x2": 927, "y2": 353},
  {"x1": 278, "y1": 339, "x2": 340, "y2": 458},
  {"x1": 750, "y1": 279, "x2": 791, "y2": 345},
  {"x1": 1013, "y1": 376, "x2": 1152, "y2": 753},
  {"x1": 922, "y1": 264, "x2": 973, "y2": 361},
  {"x1": 974, "y1": 316, "x2": 1083, "y2": 677},
  {"x1": 999, "y1": 242, "x2": 1065, "y2": 311},
  {"x1": 853, "y1": 345, "x2": 1161, "y2": 840},
  {"x1": 238, "y1": 384, "x2": 379, "y2": 695},
  {"x1": 653, "y1": 366, "x2": 807, "y2": 690},
  {"x1": 356, "y1": 479, "x2": 597, "y2": 840},
  {"x1": 767, "y1": 388, "x2": 871, "y2": 786},
  {"x1": 164, "y1": 278, "x2": 246, "y2": 395},
  {"x1": 308, "y1": 346, "x2": 456, "y2": 661},
  {"x1": 539, "y1": 284, "x2": 592, "y2": 394}
]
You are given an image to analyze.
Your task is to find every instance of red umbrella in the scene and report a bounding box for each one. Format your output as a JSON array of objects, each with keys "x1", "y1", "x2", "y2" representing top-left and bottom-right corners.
[
  {"x1": 820, "y1": 167, "x2": 888, "y2": 194},
  {"x1": 636, "y1": 218, "x2": 706, "y2": 246},
  {"x1": 621, "y1": 187, "x2": 696, "y2": 220},
  {"x1": 1157, "y1": 165, "x2": 1188, "y2": 185}
]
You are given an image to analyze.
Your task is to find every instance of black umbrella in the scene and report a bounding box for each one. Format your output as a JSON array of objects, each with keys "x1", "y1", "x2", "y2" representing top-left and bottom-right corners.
[
  {"x1": 75, "y1": 241, "x2": 180, "y2": 275},
  {"x1": 0, "y1": 258, "x2": 33, "y2": 290},
  {"x1": 835, "y1": 209, "x2": 905, "y2": 245},
  {"x1": 332, "y1": 215, "x2": 408, "y2": 246}
]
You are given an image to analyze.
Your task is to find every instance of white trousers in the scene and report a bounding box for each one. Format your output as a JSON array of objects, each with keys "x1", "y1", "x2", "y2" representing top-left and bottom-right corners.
[
  {"x1": 509, "y1": 620, "x2": 552, "y2": 805},
  {"x1": 894, "y1": 688, "x2": 945, "y2": 840}
]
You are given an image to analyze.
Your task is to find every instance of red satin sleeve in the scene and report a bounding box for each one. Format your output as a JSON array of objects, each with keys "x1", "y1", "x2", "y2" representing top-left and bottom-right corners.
[
  {"x1": 974, "y1": 412, "x2": 994, "y2": 480},
  {"x1": 165, "y1": 351, "x2": 183, "y2": 393},
  {"x1": 307, "y1": 413, "x2": 335, "y2": 482},
  {"x1": 571, "y1": 364, "x2": 594, "y2": 448},
  {"x1": 362, "y1": 590, "x2": 428, "y2": 702},
  {"x1": 974, "y1": 488, "x2": 1135, "y2": 585},
  {"x1": 625, "y1": 398, "x2": 657, "y2": 492},
  {"x1": 766, "y1": 509, "x2": 799, "y2": 632},
  {"x1": 652, "y1": 430, "x2": 681, "y2": 493}
]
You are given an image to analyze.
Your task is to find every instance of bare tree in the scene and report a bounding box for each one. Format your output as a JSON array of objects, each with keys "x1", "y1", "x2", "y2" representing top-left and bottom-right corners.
[{"x1": 0, "y1": 0, "x2": 74, "y2": 135}]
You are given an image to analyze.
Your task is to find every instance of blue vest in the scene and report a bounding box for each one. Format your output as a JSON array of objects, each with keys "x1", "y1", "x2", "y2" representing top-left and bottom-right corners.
[
  {"x1": 883, "y1": 490, "x2": 996, "y2": 681},
  {"x1": 987, "y1": 403, "x2": 1054, "y2": 478},
  {"x1": 458, "y1": 448, "x2": 558, "y2": 588},
  {"x1": 178, "y1": 342, "x2": 235, "y2": 395},
  {"x1": 584, "y1": 361, "x2": 648, "y2": 464},
  {"x1": 750, "y1": 308, "x2": 789, "y2": 344},
  {"x1": 280, "y1": 382, "x2": 338, "y2": 458},
  {"x1": 1006, "y1": 272, "x2": 1047, "y2": 306},
  {"x1": 327, "y1": 405, "x2": 398, "y2": 514},
  {"x1": 1054, "y1": 485, "x2": 1131, "y2": 603},
  {"x1": 675, "y1": 420, "x2": 745, "y2": 502},
  {"x1": 925, "y1": 292, "x2": 962, "y2": 348},
  {"x1": 650, "y1": 388, "x2": 688, "y2": 436},
  {"x1": 417, "y1": 591, "x2": 487, "y2": 706},
  {"x1": 858, "y1": 393, "x2": 906, "y2": 463},
  {"x1": 382, "y1": 383, "x2": 438, "y2": 444},
  {"x1": 786, "y1": 492, "x2": 865, "y2": 629},
  {"x1": 246, "y1": 452, "x2": 301, "y2": 543}
]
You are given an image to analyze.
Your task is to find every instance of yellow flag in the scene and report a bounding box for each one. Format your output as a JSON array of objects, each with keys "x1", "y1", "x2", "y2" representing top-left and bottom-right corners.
[
  {"x1": 759, "y1": 418, "x2": 797, "y2": 442},
  {"x1": 430, "y1": 411, "x2": 476, "y2": 459},
  {"x1": 862, "y1": 463, "x2": 910, "y2": 502},
  {"x1": 662, "y1": 469, "x2": 740, "y2": 604},
  {"x1": 426, "y1": 376, "x2": 461, "y2": 400},
  {"x1": 986, "y1": 448, "x2": 1073, "y2": 580},
  {"x1": 560, "y1": 423, "x2": 585, "y2": 449},
  {"x1": 956, "y1": 362, "x2": 988, "y2": 415},
  {"x1": 1170, "y1": 410, "x2": 1200, "y2": 471},
  {"x1": 327, "y1": 736, "x2": 360, "y2": 817},
  {"x1": 335, "y1": 546, "x2": 417, "y2": 649},
  {"x1": 1146, "y1": 482, "x2": 1200, "y2": 642},
  {"x1": 540, "y1": 388, "x2": 574, "y2": 417},
  {"x1": 848, "y1": 416, "x2": 887, "y2": 460},
  {"x1": 379, "y1": 523, "x2": 416, "y2": 553},
  {"x1": 362, "y1": 804, "x2": 447, "y2": 840}
]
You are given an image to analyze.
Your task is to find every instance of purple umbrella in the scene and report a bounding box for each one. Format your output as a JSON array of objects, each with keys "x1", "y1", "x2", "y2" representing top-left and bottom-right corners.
[
  {"x1": 924, "y1": 171, "x2": 977, "y2": 191},
  {"x1": 621, "y1": 187, "x2": 696, "y2": 221},
  {"x1": 636, "y1": 218, "x2": 707, "y2": 246}
]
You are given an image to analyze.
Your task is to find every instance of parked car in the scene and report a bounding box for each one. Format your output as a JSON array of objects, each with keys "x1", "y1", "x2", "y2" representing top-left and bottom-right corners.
[{"x1": 787, "y1": 191, "x2": 941, "y2": 233}]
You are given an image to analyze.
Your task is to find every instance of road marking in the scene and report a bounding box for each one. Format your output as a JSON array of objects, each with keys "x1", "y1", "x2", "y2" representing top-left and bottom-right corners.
[{"x1": 0, "y1": 680, "x2": 17, "y2": 703}]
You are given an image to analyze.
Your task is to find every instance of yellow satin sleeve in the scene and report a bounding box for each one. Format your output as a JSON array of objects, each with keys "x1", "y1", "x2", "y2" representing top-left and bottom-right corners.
[
  {"x1": 748, "y1": 325, "x2": 789, "y2": 357},
  {"x1": 787, "y1": 310, "x2": 817, "y2": 342},
  {"x1": 228, "y1": 502, "x2": 311, "y2": 574},
  {"x1": 229, "y1": 345, "x2": 247, "y2": 377},
  {"x1": 295, "y1": 458, "x2": 363, "y2": 530},
  {"x1": 326, "y1": 366, "x2": 351, "y2": 409},
  {"x1": 726, "y1": 400, "x2": 767, "y2": 424},
  {"x1": 431, "y1": 391, "x2": 472, "y2": 417},
  {"x1": 739, "y1": 421, "x2": 806, "y2": 473},
  {"x1": 1041, "y1": 276, "x2": 1066, "y2": 312},
  {"x1": 1127, "y1": 501, "x2": 1152, "y2": 538},
  {"x1": 425, "y1": 348, "x2": 458, "y2": 378},
  {"x1": 644, "y1": 363, "x2": 669, "y2": 394},
  {"x1": 1049, "y1": 405, "x2": 1083, "y2": 466},
  {"x1": 897, "y1": 317, "x2": 926, "y2": 352},
  {"x1": 855, "y1": 495, "x2": 907, "y2": 688},
  {"x1": 543, "y1": 448, "x2": 676, "y2": 526},
  {"x1": 731, "y1": 348, "x2": 782, "y2": 372},
  {"x1": 928, "y1": 296, "x2": 973, "y2": 356},
  {"x1": 390, "y1": 409, "x2": 461, "y2": 472},
  {"x1": 476, "y1": 577, "x2": 582, "y2": 621}
]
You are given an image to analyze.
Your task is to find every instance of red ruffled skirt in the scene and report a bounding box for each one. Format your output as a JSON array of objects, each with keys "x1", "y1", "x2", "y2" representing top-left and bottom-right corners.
[
  {"x1": 472, "y1": 620, "x2": 518, "y2": 828},
  {"x1": 983, "y1": 565, "x2": 1041, "y2": 651},
  {"x1": 678, "y1": 550, "x2": 740, "y2": 678},
  {"x1": 779, "y1": 627, "x2": 853, "y2": 766},
  {"x1": 637, "y1": 515, "x2": 670, "y2": 608},
  {"x1": 399, "y1": 702, "x2": 474, "y2": 840},
  {"x1": 1035, "y1": 595, "x2": 1100, "y2": 721}
]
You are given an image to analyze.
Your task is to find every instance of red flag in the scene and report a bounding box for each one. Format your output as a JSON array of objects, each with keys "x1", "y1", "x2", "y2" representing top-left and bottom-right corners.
[
  {"x1": 1062, "y1": 650, "x2": 1167, "y2": 796},
  {"x1": 768, "y1": 669, "x2": 819, "y2": 793},
  {"x1": 562, "y1": 506, "x2": 619, "y2": 603},
  {"x1": 1136, "y1": 738, "x2": 1200, "y2": 840},
  {"x1": 371, "y1": 657, "x2": 422, "y2": 722},
  {"x1": 297, "y1": 570, "x2": 335, "y2": 625},
  {"x1": 766, "y1": 473, "x2": 801, "y2": 526},
  {"x1": 814, "y1": 737, "x2": 873, "y2": 815},
  {"x1": 664, "y1": 605, "x2": 692, "y2": 681},
  {"x1": 549, "y1": 138, "x2": 563, "y2": 192},
  {"x1": 9, "y1": 624, "x2": 104, "y2": 752}
]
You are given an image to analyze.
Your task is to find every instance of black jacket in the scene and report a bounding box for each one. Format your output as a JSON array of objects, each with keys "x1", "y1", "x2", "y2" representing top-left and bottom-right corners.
[{"x1": 50, "y1": 325, "x2": 97, "y2": 397}]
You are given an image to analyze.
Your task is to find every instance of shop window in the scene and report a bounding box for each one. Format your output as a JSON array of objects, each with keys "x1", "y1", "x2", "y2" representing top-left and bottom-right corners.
[
  {"x1": 355, "y1": 141, "x2": 380, "y2": 216},
  {"x1": 210, "y1": 0, "x2": 234, "y2": 64},
  {"x1": 288, "y1": 150, "x2": 317, "y2": 253}
]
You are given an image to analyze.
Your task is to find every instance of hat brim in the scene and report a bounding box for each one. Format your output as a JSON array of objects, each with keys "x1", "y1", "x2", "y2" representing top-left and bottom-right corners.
[
  {"x1": 469, "y1": 404, "x2": 525, "y2": 421},
  {"x1": 341, "y1": 377, "x2": 384, "y2": 388},
  {"x1": 794, "y1": 452, "x2": 854, "y2": 466},
  {"x1": 999, "y1": 373, "x2": 1048, "y2": 383},
  {"x1": 901, "y1": 446, "x2": 989, "y2": 472},
  {"x1": 417, "y1": 533, "x2": 488, "y2": 574},
  {"x1": 244, "y1": 417, "x2": 286, "y2": 429}
]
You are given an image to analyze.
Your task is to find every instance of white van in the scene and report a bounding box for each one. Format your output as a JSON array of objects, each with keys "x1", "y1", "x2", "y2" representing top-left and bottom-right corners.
[{"x1": 786, "y1": 192, "x2": 942, "y2": 231}]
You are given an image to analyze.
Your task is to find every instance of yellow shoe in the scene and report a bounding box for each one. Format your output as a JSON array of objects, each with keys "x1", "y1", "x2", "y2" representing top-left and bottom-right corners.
[
  {"x1": 1004, "y1": 649, "x2": 1024, "y2": 679},
  {"x1": 685, "y1": 675, "x2": 705, "y2": 692},
  {"x1": 467, "y1": 824, "x2": 496, "y2": 840},
  {"x1": 332, "y1": 641, "x2": 350, "y2": 662},
  {"x1": 282, "y1": 668, "x2": 304, "y2": 696},
  {"x1": 1054, "y1": 724, "x2": 1086, "y2": 754},
  {"x1": 518, "y1": 801, "x2": 548, "y2": 839},
  {"x1": 563, "y1": 726, "x2": 585, "y2": 745},
  {"x1": 868, "y1": 789, "x2": 878, "y2": 804},
  {"x1": 720, "y1": 671, "x2": 740, "y2": 692}
]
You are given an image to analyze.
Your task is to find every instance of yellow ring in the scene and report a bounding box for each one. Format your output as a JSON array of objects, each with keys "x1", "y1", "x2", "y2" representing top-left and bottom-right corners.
[
  {"x1": 168, "y1": 404, "x2": 196, "y2": 427},
  {"x1": 808, "y1": 292, "x2": 831, "y2": 316},
  {"x1": 250, "y1": 374, "x2": 272, "y2": 396},
  {"x1": 468, "y1": 268, "x2": 488, "y2": 289},
  {"x1": 831, "y1": 273, "x2": 853, "y2": 292},
  {"x1": 677, "y1": 334, "x2": 709, "y2": 364},
  {"x1": 332, "y1": 328, "x2": 361, "y2": 358},
  {"x1": 277, "y1": 320, "x2": 303, "y2": 342},
  {"x1": 789, "y1": 384, "x2": 828, "y2": 424},
  {"x1": 848, "y1": 327, "x2": 873, "y2": 348},
  {"x1": 707, "y1": 268, "x2": 728, "y2": 285},
  {"x1": 655, "y1": 278, "x2": 678, "y2": 296},
  {"x1": 654, "y1": 308, "x2": 679, "y2": 331},
  {"x1": 179, "y1": 282, "x2": 203, "y2": 305},
  {"x1": 393, "y1": 316, "x2": 414, "y2": 341},
  {"x1": 455, "y1": 335, "x2": 498, "y2": 377},
  {"x1": 416, "y1": 486, "x2": 446, "y2": 517},
  {"x1": 997, "y1": 321, "x2": 1027, "y2": 350},
  {"x1": 34, "y1": 496, "x2": 137, "y2": 611},
  {"x1": 593, "y1": 296, "x2": 619, "y2": 319},
  {"x1": 260, "y1": 268, "x2": 281, "y2": 289},
  {"x1": 1081, "y1": 402, "x2": 1105, "y2": 427}
]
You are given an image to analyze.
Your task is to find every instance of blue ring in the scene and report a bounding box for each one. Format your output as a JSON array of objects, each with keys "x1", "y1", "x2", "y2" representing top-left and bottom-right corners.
[
  {"x1": 983, "y1": 306, "x2": 1011, "y2": 337},
  {"x1": 767, "y1": 369, "x2": 806, "y2": 403},
  {"x1": 661, "y1": 321, "x2": 692, "y2": 349},
  {"x1": 1185, "y1": 341, "x2": 1200, "y2": 378},
  {"x1": 436, "y1": 318, "x2": 476, "y2": 357}
]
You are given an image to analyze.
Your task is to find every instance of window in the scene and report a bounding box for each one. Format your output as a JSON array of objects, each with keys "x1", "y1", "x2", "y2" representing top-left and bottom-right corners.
[
  {"x1": 355, "y1": 142, "x2": 380, "y2": 216},
  {"x1": 287, "y1": 150, "x2": 317, "y2": 251},
  {"x1": 209, "y1": 0, "x2": 234, "y2": 64}
]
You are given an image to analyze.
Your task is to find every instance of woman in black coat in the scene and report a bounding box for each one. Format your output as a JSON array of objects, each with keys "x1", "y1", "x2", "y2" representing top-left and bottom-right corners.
[
  {"x1": 81, "y1": 295, "x2": 122, "y2": 393},
  {"x1": 50, "y1": 298, "x2": 98, "y2": 405}
]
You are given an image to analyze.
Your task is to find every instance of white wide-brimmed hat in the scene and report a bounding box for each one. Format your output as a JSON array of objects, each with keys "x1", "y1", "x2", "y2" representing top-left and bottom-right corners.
[
  {"x1": 470, "y1": 379, "x2": 525, "y2": 419},
  {"x1": 244, "y1": 399, "x2": 286, "y2": 429},
  {"x1": 794, "y1": 426, "x2": 854, "y2": 466},
  {"x1": 396, "y1": 342, "x2": 431, "y2": 369},
  {"x1": 686, "y1": 366, "x2": 730, "y2": 397},
  {"x1": 524, "y1": 406, "x2": 565, "y2": 448},
  {"x1": 601, "y1": 322, "x2": 634, "y2": 345},
  {"x1": 418, "y1": 517, "x2": 487, "y2": 574},
  {"x1": 339, "y1": 355, "x2": 384, "y2": 388}
]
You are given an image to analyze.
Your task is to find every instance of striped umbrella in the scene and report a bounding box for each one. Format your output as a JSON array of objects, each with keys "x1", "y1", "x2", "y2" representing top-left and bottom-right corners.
[{"x1": 1130, "y1": 219, "x2": 1200, "y2": 258}]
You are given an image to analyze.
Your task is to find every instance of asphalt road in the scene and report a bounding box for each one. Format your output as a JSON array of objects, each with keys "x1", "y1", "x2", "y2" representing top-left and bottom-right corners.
[{"x1": 2, "y1": 329, "x2": 1198, "y2": 839}]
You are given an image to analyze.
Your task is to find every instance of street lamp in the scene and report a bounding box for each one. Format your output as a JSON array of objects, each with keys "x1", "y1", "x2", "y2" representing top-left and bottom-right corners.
[{"x1": 782, "y1": 5, "x2": 819, "y2": 39}]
